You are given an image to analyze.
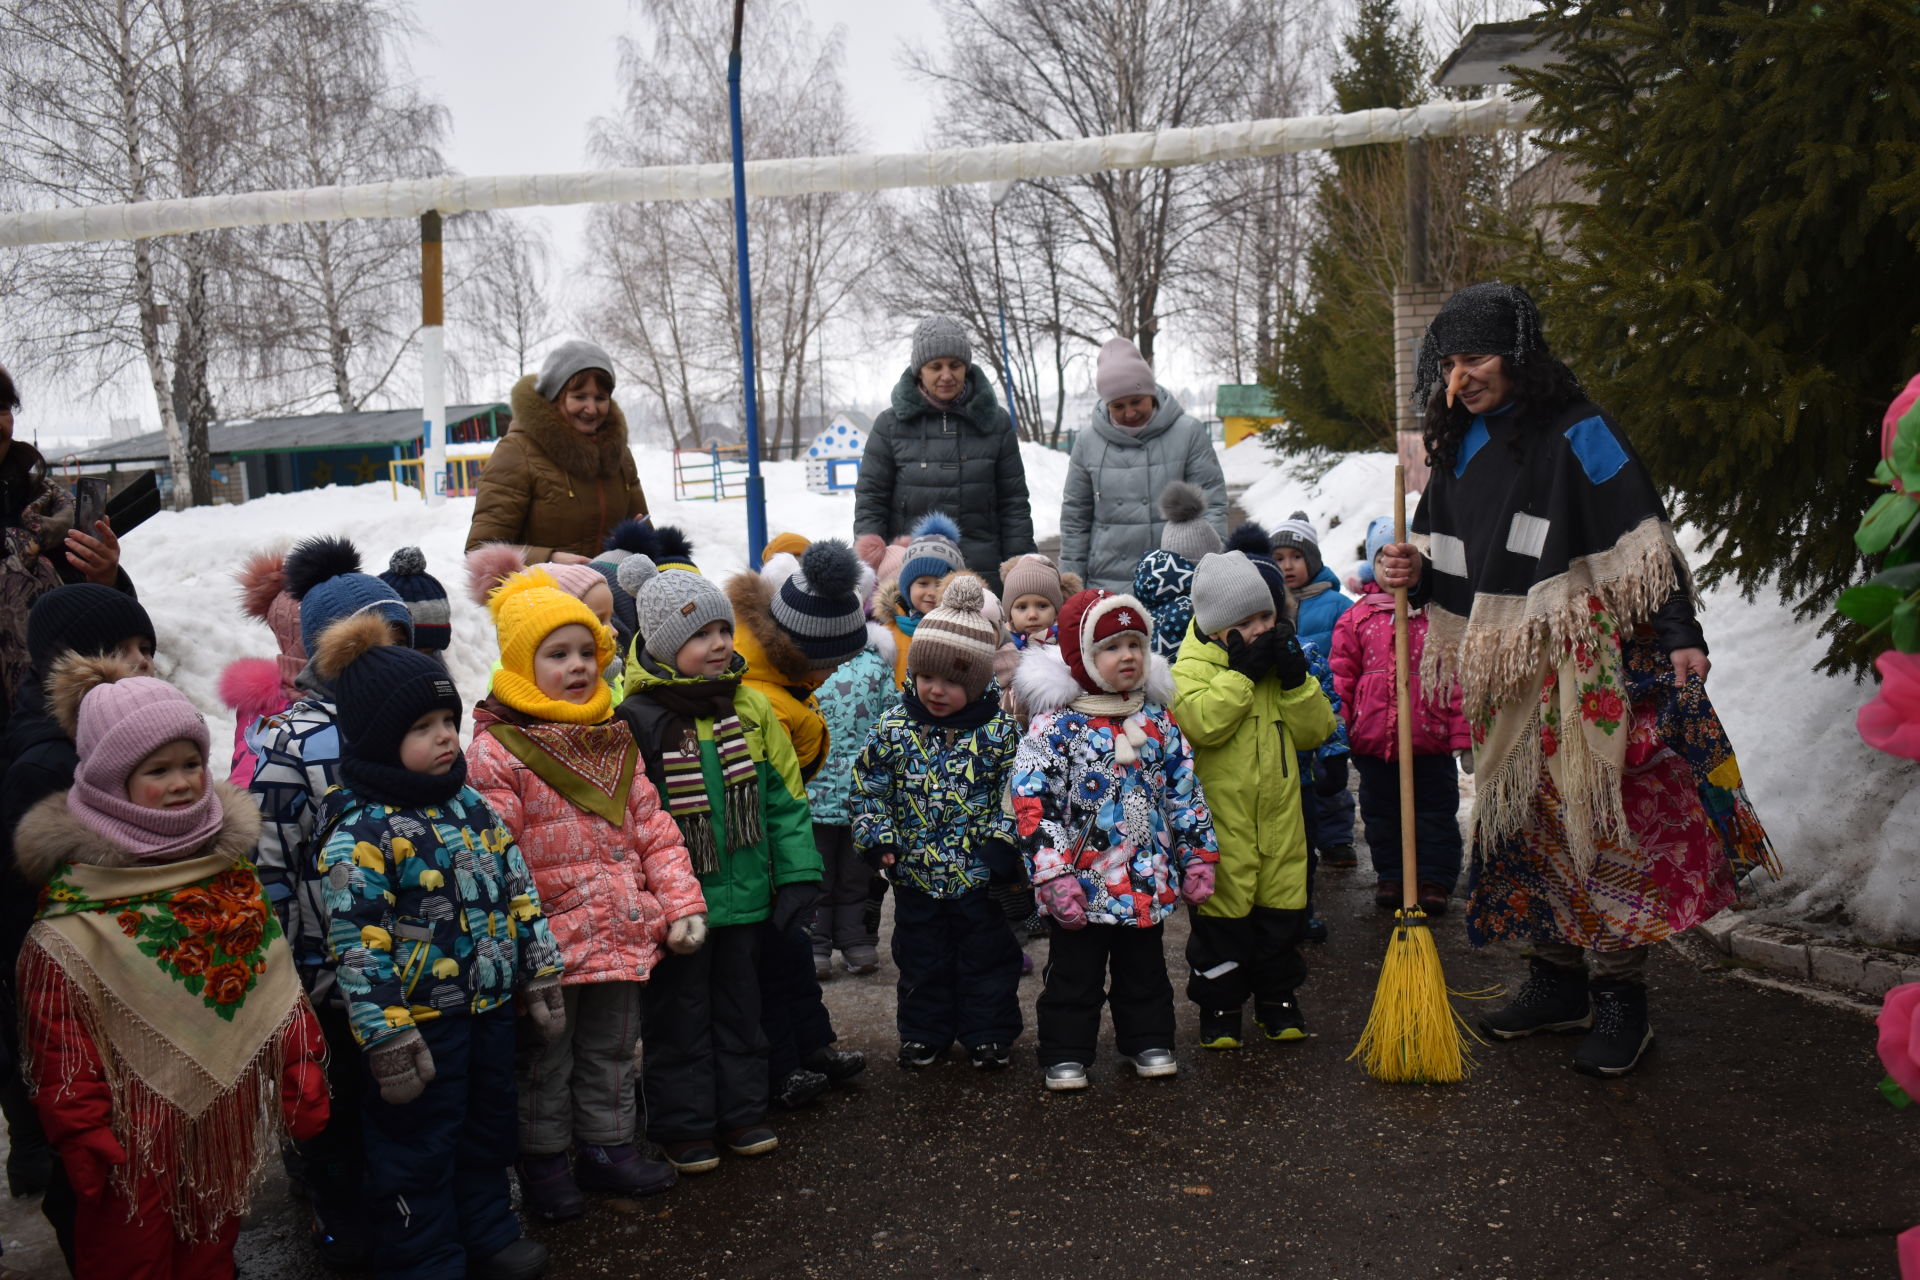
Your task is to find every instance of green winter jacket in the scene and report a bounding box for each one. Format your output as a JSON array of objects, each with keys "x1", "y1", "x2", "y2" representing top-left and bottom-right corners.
[
  {"x1": 1170, "y1": 622, "x2": 1337, "y2": 916},
  {"x1": 616, "y1": 655, "x2": 822, "y2": 928}
]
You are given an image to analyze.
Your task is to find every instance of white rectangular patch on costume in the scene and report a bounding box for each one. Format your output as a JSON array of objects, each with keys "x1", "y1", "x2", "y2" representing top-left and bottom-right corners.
[
  {"x1": 1429, "y1": 532, "x2": 1469, "y2": 578},
  {"x1": 1507, "y1": 512, "x2": 1551, "y2": 559}
]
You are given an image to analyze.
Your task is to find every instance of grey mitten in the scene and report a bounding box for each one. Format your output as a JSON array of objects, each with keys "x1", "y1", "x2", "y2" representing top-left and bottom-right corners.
[
  {"x1": 368, "y1": 1028, "x2": 435, "y2": 1106},
  {"x1": 523, "y1": 974, "x2": 566, "y2": 1043}
]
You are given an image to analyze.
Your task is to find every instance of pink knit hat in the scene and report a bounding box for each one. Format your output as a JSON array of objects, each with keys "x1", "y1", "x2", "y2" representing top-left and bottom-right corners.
[
  {"x1": 236, "y1": 549, "x2": 306, "y2": 697},
  {"x1": 53, "y1": 656, "x2": 222, "y2": 861},
  {"x1": 1095, "y1": 337, "x2": 1156, "y2": 405},
  {"x1": 545, "y1": 562, "x2": 608, "y2": 602}
]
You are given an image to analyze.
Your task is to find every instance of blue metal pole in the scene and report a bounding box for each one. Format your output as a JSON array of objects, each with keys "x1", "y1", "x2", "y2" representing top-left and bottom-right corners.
[{"x1": 728, "y1": 0, "x2": 767, "y2": 564}]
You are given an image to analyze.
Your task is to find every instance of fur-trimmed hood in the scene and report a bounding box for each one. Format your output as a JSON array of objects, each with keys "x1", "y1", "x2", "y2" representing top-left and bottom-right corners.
[
  {"x1": 506, "y1": 373, "x2": 634, "y2": 482},
  {"x1": 13, "y1": 780, "x2": 261, "y2": 886},
  {"x1": 1012, "y1": 642, "x2": 1174, "y2": 718},
  {"x1": 726, "y1": 570, "x2": 813, "y2": 687}
]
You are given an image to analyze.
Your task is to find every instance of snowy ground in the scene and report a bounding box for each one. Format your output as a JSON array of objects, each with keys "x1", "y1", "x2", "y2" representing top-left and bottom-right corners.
[{"x1": 120, "y1": 439, "x2": 1918, "y2": 945}]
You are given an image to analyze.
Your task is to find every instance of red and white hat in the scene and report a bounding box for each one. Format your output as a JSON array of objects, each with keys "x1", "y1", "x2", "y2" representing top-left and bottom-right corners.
[{"x1": 1058, "y1": 588, "x2": 1151, "y2": 694}]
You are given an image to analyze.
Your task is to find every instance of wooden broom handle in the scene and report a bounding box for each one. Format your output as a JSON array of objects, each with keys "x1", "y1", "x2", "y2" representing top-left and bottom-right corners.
[{"x1": 1392, "y1": 465, "x2": 1417, "y2": 909}]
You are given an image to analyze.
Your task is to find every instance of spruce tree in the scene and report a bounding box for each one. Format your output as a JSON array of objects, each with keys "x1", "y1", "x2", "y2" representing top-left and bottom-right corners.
[{"x1": 1511, "y1": 1, "x2": 1920, "y2": 666}]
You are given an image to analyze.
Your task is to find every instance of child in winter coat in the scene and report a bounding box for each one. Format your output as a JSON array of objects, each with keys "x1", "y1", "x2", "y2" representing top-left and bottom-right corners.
[
  {"x1": 247, "y1": 535, "x2": 416, "y2": 1268},
  {"x1": 616, "y1": 557, "x2": 847, "y2": 1173},
  {"x1": 466, "y1": 570, "x2": 705, "y2": 1221},
  {"x1": 1270, "y1": 512, "x2": 1358, "y2": 865},
  {"x1": 805, "y1": 619, "x2": 897, "y2": 978},
  {"x1": 853, "y1": 576, "x2": 1025, "y2": 1069},
  {"x1": 993, "y1": 553, "x2": 1079, "y2": 724},
  {"x1": 312, "y1": 614, "x2": 563, "y2": 1279},
  {"x1": 1010, "y1": 589, "x2": 1219, "y2": 1090},
  {"x1": 1172, "y1": 551, "x2": 1337, "y2": 1047},
  {"x1": 870, "y1": 512, "x2": 966, "y2": 690},
  {"x1": 14, "y1": 658, "x2": 328, "y2": 1277},
  {"x1": 220, "y1": 548, "x2": 305, "y2": 788},
  {"x1": 1132, "y1": 482, "x2": 1225, "y2": 664},
  {"x1": 1330, "y1": 517, "x2": 1471, "y2": 914}
]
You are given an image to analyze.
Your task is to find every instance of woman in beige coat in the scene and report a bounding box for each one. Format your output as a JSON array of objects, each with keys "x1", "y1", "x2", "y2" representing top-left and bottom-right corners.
[{"x1": 466, "y1": 340, "x2": 649, "y2": 564}]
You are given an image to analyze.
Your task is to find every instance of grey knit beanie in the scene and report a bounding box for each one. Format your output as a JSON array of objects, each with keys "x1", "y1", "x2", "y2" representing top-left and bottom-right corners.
[
  {"x1": 536, "y1": 338, "x2": 617, "y2": 400},
  {"x1": 1157, "y1": 481, "x2": 1222, "y2": 562},
  {"x1": 1191, "y1": 551, "x2": 1277, "y2": 637},
  {"x1": 910, "y1": 316, "x2": 972, "y2": 372},
  {"x1": 622, "y1": 556, "x2": 734, "y2": 666},
  {"x1": 1269, "y1": 511, "x2": 1324, "y2": 579}
]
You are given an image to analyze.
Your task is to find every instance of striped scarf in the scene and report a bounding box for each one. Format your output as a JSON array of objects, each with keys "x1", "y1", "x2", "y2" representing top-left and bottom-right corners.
[{"x1": 642, "y1": 666, "x2": 764, "y2": 877}]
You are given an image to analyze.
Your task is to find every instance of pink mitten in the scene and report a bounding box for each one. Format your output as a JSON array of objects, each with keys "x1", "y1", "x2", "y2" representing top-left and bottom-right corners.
[
  {"x1": 1037, "y1": 877, "x2": 1088, "y2": 930},
  {"x1": 1180, "y1": 862, "x2": 1215, "y2": 905}
]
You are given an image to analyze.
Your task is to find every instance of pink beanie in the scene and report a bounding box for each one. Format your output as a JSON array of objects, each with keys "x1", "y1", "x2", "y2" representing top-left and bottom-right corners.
[
  {"x1": 1095, "y1": 337, "x2": 1156, "y2": 405},
  {"x1": 546, "y1": 563, "x2": 608, "y2": 602},
  {"x1": 56, "y1": 657, "x2": 222, "y2": 861}
]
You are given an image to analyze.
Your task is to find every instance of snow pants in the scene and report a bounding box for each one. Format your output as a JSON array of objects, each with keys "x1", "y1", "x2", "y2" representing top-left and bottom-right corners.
[
  {"x1": 890, "y1": 884, "x2": 1022, "y2": 1051},
  {"x1": 1036, "y1": 922, "x2": 1174, "y2": 1068},
  {"x1": 1184, "y1": 906, "x2": 1308, "y2": 1016},
  {"x1": 808, "y1": 823, "x2": 873, "y2": 955},
  {"x1": 1354, "y1": 752, "x2": 1464, "y2": 890},
  {"x1": 642, "y1": 923, "x2": 768, "y2": 1142},
  {"x1": 758, "y1": 920, "x2": 837, "y2": 1085},
  {"x1": 518, "y1": 982, "x2": 640, "y2": 1153},
  {"x1": 361, "y1": 1009, "x2": 521, "y2": 1280}
]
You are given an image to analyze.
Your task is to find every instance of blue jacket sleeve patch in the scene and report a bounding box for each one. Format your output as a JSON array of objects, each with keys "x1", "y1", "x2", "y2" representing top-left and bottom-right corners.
[
  {"x1": 1564, "y1": 415, "x2": 1628, "y2": 485},
  {"x1": 1453, "y1": 418, "x2": 1490, "y2": 478}
]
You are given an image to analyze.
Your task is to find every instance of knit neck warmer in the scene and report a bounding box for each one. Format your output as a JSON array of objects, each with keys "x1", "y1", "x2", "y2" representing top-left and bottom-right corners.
[
  {"x1": 68, "y1": 776, "x2": 224, "y2": 864},
  {"x1": 1295, "y1": 579, "x2": 1333, "y2": 600},
  {"x1": 894, "y1": 612, "x2": 921, "y2": 637},
  {"x1": 1068, "y1": 686, "x2": 1151, "y2": 764},
  {"x1": 490, "y1": 667, "x2": 613, "y2": 725},
  {"x1": 340, "y1": 752, "x2": 469, "y2": 809},
  {"x1": 480, "y1": 699, "x2": 635, "y2": 826},
  {"x1": 23, "y1": 848, "x2": 302, "y2": 1239},
  {"x1": 902, "y1": 683, "x2": 1001, "y2": 732},
  {"x1": 632, "y1": 655, "x2": 762, "y2": 877}
]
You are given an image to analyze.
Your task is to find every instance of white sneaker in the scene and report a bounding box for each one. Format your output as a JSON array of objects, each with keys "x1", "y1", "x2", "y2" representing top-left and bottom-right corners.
[
  {"x1": 1043, "y1": 1062, "x2": 1089, "y2": 1091},
  {"x1": 1127, "y1": 1048, "x2": 1178, "y2": 1078}
]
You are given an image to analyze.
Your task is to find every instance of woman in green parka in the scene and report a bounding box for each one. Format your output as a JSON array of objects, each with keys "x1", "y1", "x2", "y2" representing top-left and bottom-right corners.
[{"x1": 614, "y1": 556, "x2": 826, "y2": 1174}]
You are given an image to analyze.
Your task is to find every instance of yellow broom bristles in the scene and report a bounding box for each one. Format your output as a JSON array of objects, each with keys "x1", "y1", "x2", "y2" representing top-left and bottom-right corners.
[{"x1": 1348, "y1": 909, "x2": 1475, "y2": 1084}]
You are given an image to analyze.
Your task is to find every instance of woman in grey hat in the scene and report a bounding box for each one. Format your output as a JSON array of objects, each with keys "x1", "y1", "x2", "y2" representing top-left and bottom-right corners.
[
  {"x1": 466, "y1": 339, "x2": 649, "y2": 565},
  {"x1": 853, "y1": 317, "x2": 1035, "y2": 594}
]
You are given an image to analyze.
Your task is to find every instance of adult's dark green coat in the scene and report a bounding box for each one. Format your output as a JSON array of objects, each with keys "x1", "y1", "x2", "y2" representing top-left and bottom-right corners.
[{"x1": 853, "y1": 367, "x2": 1036, "y2": 590}]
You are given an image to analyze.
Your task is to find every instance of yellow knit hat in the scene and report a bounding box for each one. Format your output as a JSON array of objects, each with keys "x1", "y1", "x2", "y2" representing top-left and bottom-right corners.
[
  {"x1": 762, "y1": 531, "x2": 811, "y2": 564},
  {"x1": 487, "y1": 569, "x2": 617, "y2": 724}
]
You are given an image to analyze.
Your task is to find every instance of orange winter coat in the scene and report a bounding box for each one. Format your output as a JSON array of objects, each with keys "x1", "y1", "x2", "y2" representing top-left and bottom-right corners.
[
  {"x1": 465, "y1": 375, "x2": 648, "y2": 563},
  {"x1": 467, "y1": 704, "x2": 704, "y2": 985}
]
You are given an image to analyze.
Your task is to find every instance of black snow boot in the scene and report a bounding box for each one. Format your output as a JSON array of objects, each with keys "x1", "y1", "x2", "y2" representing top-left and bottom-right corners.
[
  {"x1": 1479, "y1": 957, "x2": 1592, "y2": 1040},
  {"x1": 1573, "y1": 979, "x2": 1653, "y2": 1077}
]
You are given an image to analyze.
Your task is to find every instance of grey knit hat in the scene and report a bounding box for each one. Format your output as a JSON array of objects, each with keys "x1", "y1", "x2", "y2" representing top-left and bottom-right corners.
[
  {"x1": 772, "y1": 540, "x2": 868, "y2": 670},
  {"x1": 1191, "y1": 551, "x2": 1276, "y2": 637},
  {"x1": 910, "y1": 315, "x2": 972, "y2": 372},
  {"x1": 1157, "y1": 481, "x2": 1222, "y2": 562},
  {"x1": 535, "y1": 338, "x2": 617, "y2": 400},
  {"x1": 1269, "y1": 511, "x2": 1324, "y2": 579},
  {"x1": 621, "y1": 556, "x2": 734, "y2": 666}
]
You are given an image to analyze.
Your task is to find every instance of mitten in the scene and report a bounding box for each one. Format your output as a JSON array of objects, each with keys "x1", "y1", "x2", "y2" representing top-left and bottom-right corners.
[
  {"x1": 368, "y1": 1028, "x2": 435, "y2": 1106},
  {"x1": 1224, "y1": 629, "x2": 1276, "y2": 681},
  {"x1": 862, "y1": 843, "x2": 900, "y2": 871},
  {"x1": 522, "y1": 973, "x2": 567, "y2": 1041},
  {"x1": 1315, "y1": 754, "x2": 1350, "y2": 797},
  {"x1": 667, "y1": 912, "x2": 708, "y2": 955},
  {"x1": 979, "y1": 838, "x2": 1023, "y2": 885},
  {"x1": 1180, "y1": 862, "x2": 1215, "y2": 905},
  {"x1": 771, "y1": 883, "x2": 822, "y2": 934},
  {"x1": 1456, "y1": 748, "x2": 1475, "y2": 776},
  {"x1": 1037, "y1": 876, "x2": 1088, "y2": 930},
  {"x1": 60, "y1": 1127, "x2": 126, "y2": 1203},
  {"x1": 1273, "y1": 635, "x2": 1309, "y2": 689}
]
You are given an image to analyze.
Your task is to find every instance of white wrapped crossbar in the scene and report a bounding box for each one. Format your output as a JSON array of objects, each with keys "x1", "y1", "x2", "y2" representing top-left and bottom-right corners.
[{"x1": 0, "y1": 96, "x2": 1531, "y2": 247}]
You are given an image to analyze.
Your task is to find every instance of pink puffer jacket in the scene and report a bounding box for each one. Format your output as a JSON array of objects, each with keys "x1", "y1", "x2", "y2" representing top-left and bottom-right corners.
[
  {"x1": 467, "y1": 705, "x2": 705, "y2": 986},
  {"x1": 1329, "y1": 582, "x2": 1471, "y2": 761}
]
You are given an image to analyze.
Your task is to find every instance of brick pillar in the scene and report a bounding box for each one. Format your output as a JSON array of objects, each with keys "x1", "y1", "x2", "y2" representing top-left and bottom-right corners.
[{"x1": 1393, "y1": 285, "x2": 1453, "y2": 498}]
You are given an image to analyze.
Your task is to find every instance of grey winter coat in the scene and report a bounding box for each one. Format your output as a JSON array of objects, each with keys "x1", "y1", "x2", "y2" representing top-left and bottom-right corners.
[
  {"x1": 1058, "y1": 387, "x2": 1227, "y2": 593},
  {"x1": 853, "y1": 366, "x2": 1036, "y2": 590}
]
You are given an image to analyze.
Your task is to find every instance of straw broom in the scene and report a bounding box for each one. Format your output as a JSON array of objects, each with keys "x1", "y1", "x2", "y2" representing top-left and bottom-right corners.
[{"x1": 1349, "y1": 464, "x2": 1474, "y2": 1084}]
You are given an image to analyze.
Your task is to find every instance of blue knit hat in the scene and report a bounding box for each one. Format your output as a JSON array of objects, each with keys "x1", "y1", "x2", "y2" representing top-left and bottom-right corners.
[
  {"x1": 1364, "y1": 515, "x2": 1396, "y2": 567},
  {"x1": 313, "y1": 614, "x2": 462, "y2": 772},
  {"x1": 377, "y1": 547, "x2": 451, "y2": 652},
  {"x1": 898, "y1": 511, "x2": 965, "y2": 601},
  {"x1": 285, "y1": 535, "x2": 415, "y2": 657}
]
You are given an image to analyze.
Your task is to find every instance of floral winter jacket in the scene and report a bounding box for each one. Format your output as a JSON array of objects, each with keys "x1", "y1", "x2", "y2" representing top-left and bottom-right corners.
[
  {"x1": 1329, "y1": 582, "x2": 1470, "y2": 761},
  {"x1": 850, "y1": 701, "x2": 1021, "y2": 899},
  {"x1": 317, "y1": 782, "x2": 564, "y2": 1049},
  {"x1": 806, "y1": 640, "x2": 898, "y2": 826},
  {"x1": 467, "y1": 704, "x2": 704, "y2": 986},
  {"x1": 1008, "y1": 646, "x2": 1218, "y2": 927}
]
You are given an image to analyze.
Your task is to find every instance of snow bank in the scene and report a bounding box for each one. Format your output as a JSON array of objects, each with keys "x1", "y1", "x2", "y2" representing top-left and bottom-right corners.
[{"x1": 1236, "y1": 450, "x2": 1920, "y2": 944}]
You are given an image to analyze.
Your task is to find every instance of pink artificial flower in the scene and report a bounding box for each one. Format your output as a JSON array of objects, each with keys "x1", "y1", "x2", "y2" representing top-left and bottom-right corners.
[
  {"x1": 1884, "y1": 371, "x2": 1920, "y2": 496},
  {"x1": 1858, "y1": 650, "x2": 1920, "y2": 761}
]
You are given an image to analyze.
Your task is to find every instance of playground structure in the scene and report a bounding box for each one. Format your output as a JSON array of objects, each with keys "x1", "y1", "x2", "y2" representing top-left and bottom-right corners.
[
  {"x1": 673, "y1": 443, "x2": 751, "y2": 502},
  {"x1": 803, "y1": 411, "x2": 869, "y2": 494}
]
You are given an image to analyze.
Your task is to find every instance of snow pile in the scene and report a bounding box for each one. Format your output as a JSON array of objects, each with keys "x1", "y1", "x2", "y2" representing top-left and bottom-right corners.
[{"x1": 1237, "y1": 451, "x2": 1920, "y2": 945}]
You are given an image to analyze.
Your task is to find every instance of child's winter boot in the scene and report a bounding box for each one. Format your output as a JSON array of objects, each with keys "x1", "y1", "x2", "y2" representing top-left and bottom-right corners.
[
  {"x1": 573, "y1": 1141, "x2": 677, "y2": 1197},
  {"x1": 471, "y1": 1236, "x2": 551, "y2": 1280},
  {"x1": 515, "y1": 1152, "x2": 585, "y2": 1221},
  {"x1": 1480, "y1": 957, "x2": 1593, "y2": 1040},
  {"x1": 1255, "y1": 995, "x2": 1307, "y2": 1042},
  {"x1": 1198, "y1": 1008, "x2": 1243, "y2": 1049},
  {"x1": 1572, "y1": 979, "x2": 1653, "y2": 1077}
]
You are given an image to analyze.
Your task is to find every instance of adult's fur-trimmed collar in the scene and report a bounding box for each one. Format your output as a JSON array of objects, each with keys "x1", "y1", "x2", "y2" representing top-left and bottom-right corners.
[
  {"x1": 13, "y1": 781, "x2": 261, "y2": 885},
  {"x1": 506, "y1": 374, "x2": 634, "y2": 481}
]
